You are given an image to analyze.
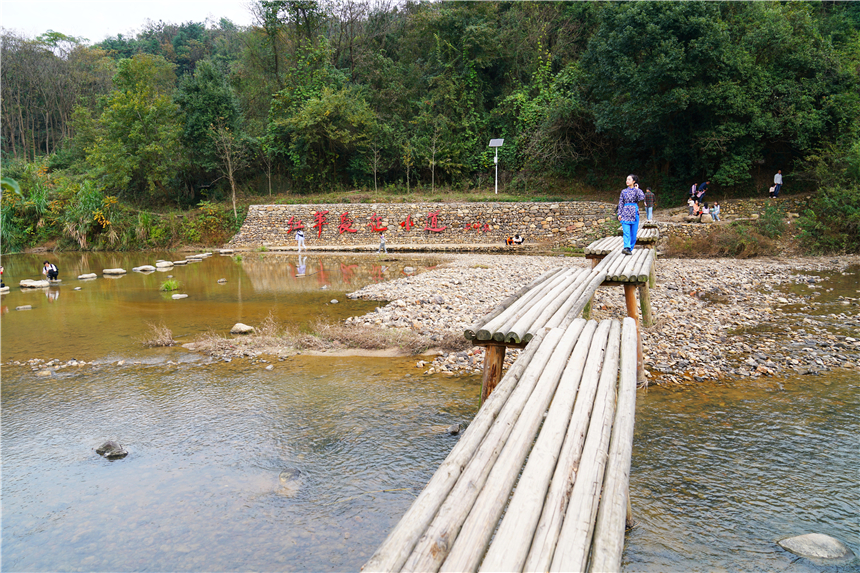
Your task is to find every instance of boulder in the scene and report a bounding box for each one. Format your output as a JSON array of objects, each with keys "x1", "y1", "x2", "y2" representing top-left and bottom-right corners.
[
  {"x1": 217, "y1": 278, "x2": 227, "y2": 284},
  {"x1": 778, "y1": 533, "x2": 855, "y2": 560},
  {"x1": 172, "y1": 294, "x2": 188, "y2": 299},
  {"x1": 276, "y1": 468, "x2": 302, "y2": 497},
  {"x1": 74, "y1": 287, "x2": 82, "y2": 291},
  {"x1": 447, "y1": 423, "x2": 463, "y2": 435},
  {"x1": 231, "y1": 323, "x2": 255, "y2": 334},
  {"x1": 132, "y1": 265, "x2": 156, "y2": 273},
  {"x1": 220, "y1": 249, "x2": 234, "y2": 254},
  {"x1": 102, "y1": 268, "x2": 127, "y2": 275},
  {"x1": 330, "y1": 299, "x2": 339, "y2": 304},
  {"x1": 155, "y1": 261, "x2": 174, "y2": 269},
  {"x1": 701, "y1": 213, "x2": 713, "y2": 223},
  {"x1": 77, "y1": 273, "x2": 98, "y2": 280},
  {"x1": 172, "y1": 260, "x2": 188, "y2": 265},
  {"x1": 96, "y1": 440, "x2": 128, "y2": 460},
  {"x1": 403, "y1": 266, "x2": 415, "y2": 274},
  {"x1": 16, "y1": 305, "x2": 32, "y2": 311},
  {"x1": 20, "y1": 279, "x2": 51, "y2": 288},
  {"x1": 0, "y1": 286, "x2": 10, "y2": 295}
]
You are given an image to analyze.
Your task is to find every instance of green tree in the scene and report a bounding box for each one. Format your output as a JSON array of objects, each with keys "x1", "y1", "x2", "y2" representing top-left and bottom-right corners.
[
  {"x1": 269, "y1": 86, "x2": 376, "y2": 189},
  {"x1": 175, "y1": 60, "x2": 241, "y2": 178},
  {"x1": 80, "y1": 54, "x2": 186, "y2": 203}
]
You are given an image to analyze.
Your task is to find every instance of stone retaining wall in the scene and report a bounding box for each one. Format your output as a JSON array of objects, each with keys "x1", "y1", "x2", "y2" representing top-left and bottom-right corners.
[{"x1": 228, "y1": 201, "x2": 617, "y2": 248}]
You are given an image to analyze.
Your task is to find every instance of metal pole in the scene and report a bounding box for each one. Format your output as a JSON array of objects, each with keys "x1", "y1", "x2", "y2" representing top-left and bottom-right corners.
[{"x1": 494, "y1": 148, "x2": 498, "y2": 194}]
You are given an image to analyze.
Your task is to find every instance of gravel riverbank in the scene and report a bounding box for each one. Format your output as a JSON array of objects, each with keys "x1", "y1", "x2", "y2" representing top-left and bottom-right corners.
[{"x1": 346, "y1": 253, "x2": 860, "y2": 384}]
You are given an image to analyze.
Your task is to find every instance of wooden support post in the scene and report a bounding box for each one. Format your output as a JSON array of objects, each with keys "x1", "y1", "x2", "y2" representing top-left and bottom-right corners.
[
  {"x1": 623, "y1": 284, "x2": 645, "y2": 384},
  {"x1": 638, "y1": 283, "x2": 652, "y2": 327},
  {"x1": 591, "y1": 256, "x2": 600, "y2": 269},
  {"x1": 481, "y1": 343, "x2": 507, "y2": 403},
  {"x1": 649, "y1": 249, "x2": 656, "y2": 289}
]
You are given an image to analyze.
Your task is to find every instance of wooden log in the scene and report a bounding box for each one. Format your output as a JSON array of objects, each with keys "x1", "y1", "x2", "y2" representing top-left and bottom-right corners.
[
  {"x1": 480, "y1": 343, "x2": 506, "y2": 402},
  {"x1": 491, "y1": 269, "x2": 578, "y2": 342},
  {"x1": 362, "y1": 328, "x2": 551, "y2": 573},
  {"x1": 619, "y1": 249, "x2": 648, "y2": 282},
  {"x1": 604, "y1": 253, "x2": 629, "y2": 282},
  {"x1": 440, "y1": 321, "x2": 594, "y2": 573},
  {"x1": 623, "y1": 284, "x2": 645, "y2": 384},
  {"x1": 524, "y1": 319, "x2": 621, "y2": 572},
  {"x1": 589, "y1": 317, "x2": 639, "y2": 573},
  {"x1": 631, "y1": 249, "x2": 651, "y2": 283},
  {"x1": 544, "y1": 269, "x2": 605, "y2": 332},
  {"x1": 464, "y1": 268, "x2": 563, "y2": 339},
  {"x1": 505, "y1": 270, "x2": 586, "y2": 343},
  {"x1": 557, "y1": 271, "x2": 609, "y2": 331},
  {"x1": 638, "y1": 282, "x2": 653, "y2": 328},
  {"x1": 475, "y1": 269, "x2": 572, "y2": 341},
  {"x1": 479, "y1": 320, "x2": 611, "y2": 572},
  {"x1": 399, "y1": 327, "x2": 575, "y2": 573},
  {"x1": 548, "y1": 320, "x2": 621, "y2": 573}
]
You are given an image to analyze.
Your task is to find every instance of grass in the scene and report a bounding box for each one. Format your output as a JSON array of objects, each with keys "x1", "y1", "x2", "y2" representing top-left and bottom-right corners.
[
  {"x1": 160, "y1": 278, "x2": 180, "y2": 291},
  {"x1": 190, "y1": 315, "x2": 470, "y2": 358},
  {"x1": 141, "y1": 323, "x2": 176, "y2": 347}
]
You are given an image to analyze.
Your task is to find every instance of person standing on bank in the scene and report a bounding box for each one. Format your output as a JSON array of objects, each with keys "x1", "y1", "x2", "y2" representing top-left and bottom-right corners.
[
  {"x1": 644, "y1": 187, "x2": 656, "y2": 222},
  {"x1": 617, "y1": 175, "x2": 645, "y2": 255},
  {"x1": 773, "y1": 170, "x2": 783, "y2": 197},
  {"x1": 295, "y1": 228, "x2": 305, "y2": 253},
  {"x1": 378, "y1": 232, "x2": 387, "y2": 254}
]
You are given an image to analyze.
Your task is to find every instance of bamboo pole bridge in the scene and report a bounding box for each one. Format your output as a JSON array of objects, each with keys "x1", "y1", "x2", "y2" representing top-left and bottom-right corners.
[{"x1": 364, "y1": 229, "x2": 658, "y2": 573}]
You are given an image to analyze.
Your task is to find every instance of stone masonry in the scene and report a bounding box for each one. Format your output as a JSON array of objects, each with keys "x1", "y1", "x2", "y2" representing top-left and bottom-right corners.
[{"x1": 228, "y1": 202, "x2": 617, "y2": 248}]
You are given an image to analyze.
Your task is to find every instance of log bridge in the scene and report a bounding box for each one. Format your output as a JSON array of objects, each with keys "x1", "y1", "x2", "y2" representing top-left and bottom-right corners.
[{"x1": 363, "y1": 231, "x2": 658, "y2": 573}]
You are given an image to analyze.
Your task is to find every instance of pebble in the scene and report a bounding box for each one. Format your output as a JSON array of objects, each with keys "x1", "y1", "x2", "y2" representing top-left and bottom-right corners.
[{"x1": 347, "y1": 254, "x2": 860, "y2": 383}]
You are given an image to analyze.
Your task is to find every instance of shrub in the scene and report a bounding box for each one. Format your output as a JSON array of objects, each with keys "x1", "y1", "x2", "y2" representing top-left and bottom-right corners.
[
  {"x1": 757, "y1": 203, "x2": 786, "y2": 239},
  {"x1": 160, "y1": 279, "x2": 180, "y2": 292},
  {"x1": 664, "y1": 223, "x2": 775, "y2": 258},
  {"x1": 141, "y1": 323, "x2": 176, "y2": 347},
  {"x1": 797, "y1": 186, "x2": 860, "y2": 254}
]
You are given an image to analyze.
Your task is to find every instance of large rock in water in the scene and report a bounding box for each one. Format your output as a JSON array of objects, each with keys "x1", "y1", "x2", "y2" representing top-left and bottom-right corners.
[
  {"x1": 231, "y1": 323, "x2": 255, "y2": 334},
  {"x1": 96, "y1": 440, "x2": 128, "y2": 460},
  {"x1": 78, "y1": 273, "x2": 98, "y2": 280},
  {"x1": 20, "y1": 279, "x2": 51, "y2": 288},
  {"x1": 778, "y1": 533, "x2": 855, "y2": 560},
  {"x1": 102, "y1": 268, "x2": 127, "y2": 275}
]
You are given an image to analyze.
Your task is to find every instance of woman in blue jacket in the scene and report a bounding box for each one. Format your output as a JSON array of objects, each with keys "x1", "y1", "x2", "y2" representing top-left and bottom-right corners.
[{"x1": 617, "y1": 175, "x2": 645, "y2": 255}]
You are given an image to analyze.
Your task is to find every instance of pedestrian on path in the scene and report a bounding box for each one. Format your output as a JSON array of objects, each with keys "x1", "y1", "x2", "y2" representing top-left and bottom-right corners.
[
  {"x1": 378, "y1": 232, "x2": 387, "y2": 254},
  {"x1": 617, "y1": 174, "x2": 644, "y2": 255},
  {"x1": 644, "y1": 187, "x2": 656, "y2": 222},
  {"x1": 773, "y1": 170, "x2": 783, "y2": 197}
]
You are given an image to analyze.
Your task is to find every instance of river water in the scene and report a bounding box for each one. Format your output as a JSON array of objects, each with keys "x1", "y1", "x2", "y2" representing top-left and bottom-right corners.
[{"x1": 1, "y1": 253, "x2": 857, "y2": 571}]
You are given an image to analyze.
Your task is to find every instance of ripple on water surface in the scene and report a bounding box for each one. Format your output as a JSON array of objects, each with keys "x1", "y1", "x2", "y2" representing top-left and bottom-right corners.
[
  {"x1": 1, "y1": 357, "x2": 480, "y2": 572},
  {"x1": 625, "y1": 372, "x2": 860, "y2": 572}
]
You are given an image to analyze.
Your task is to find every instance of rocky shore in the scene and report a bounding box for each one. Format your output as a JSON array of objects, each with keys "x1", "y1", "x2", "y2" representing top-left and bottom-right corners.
[{"x1": 346, "y1": 253, "x2": 860, "y2": 384}]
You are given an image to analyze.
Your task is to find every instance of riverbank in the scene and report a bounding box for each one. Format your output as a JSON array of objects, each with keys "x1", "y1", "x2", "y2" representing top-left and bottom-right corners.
[{"x1": 343, "y1": 253, "x2": 860, "y2": 384}]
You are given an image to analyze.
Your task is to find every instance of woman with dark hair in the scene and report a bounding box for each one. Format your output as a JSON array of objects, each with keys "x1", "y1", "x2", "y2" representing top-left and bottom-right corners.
[{"x1": 617, "y1": 175, "x2": 645, "y2": 255}]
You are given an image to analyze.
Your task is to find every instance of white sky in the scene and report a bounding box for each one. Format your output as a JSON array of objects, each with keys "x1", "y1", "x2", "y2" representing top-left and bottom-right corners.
[{"x1": 1, "y1": 0, "x2": 257, "y2": 44}]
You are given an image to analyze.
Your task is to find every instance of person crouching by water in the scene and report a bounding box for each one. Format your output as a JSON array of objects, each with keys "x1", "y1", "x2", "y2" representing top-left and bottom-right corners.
[
  {"x1": 617, "y1": 175, "x2": 644, "y2": 255},
  {"x1": 505, "y1": 236, "x2": 513, "y2": 246},
  {"x1": 513, "y1": 234, "x2": 524, "y2": 245},
  {"x1": 43, "y1": 260, "x2": 59, "y2": 281}
]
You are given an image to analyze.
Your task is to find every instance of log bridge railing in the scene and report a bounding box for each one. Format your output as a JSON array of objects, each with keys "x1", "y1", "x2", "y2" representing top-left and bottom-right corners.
[{"x1": 363, "y1": 317, "x2": 639, "y2": 573}]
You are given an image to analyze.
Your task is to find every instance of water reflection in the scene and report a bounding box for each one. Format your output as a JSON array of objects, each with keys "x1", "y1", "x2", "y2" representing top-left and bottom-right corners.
[{"x1": 0, "y1": 253, "x2": 439, "y2": 362}]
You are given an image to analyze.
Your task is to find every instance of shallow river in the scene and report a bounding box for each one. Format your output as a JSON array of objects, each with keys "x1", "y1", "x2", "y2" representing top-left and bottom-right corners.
[{"x1": 1, "y1": 253, "x2": 857, "y2": 571}]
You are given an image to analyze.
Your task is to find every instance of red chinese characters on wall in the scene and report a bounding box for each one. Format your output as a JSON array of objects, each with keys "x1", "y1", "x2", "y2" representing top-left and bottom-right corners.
[
  {"x1": 311, "y1": 210, "x2": 329, "y2": 238},
  {"x1": 287, "y1": 216, "x2": 305, "y2": 232},
  {"x1": 464, "y1": 220, "x2": 491, "y2": 232},
  {"x1": 338, "y1": 212, "x2": 358, "y2": 234},
  {"x1": 368, "y1": 213, "x2": 388, "y2": 232},
  {"x1": 400, "y1": 215, "x2": 415, "y2": 231},
  {"x1": 424, "y1": 210, "x2": 447, "y2": 232}
]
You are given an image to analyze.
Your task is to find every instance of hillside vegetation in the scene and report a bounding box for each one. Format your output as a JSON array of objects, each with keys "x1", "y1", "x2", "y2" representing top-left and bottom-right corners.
[{"x1": 2, "y1": 1, "x2": 858, "y2": 254}]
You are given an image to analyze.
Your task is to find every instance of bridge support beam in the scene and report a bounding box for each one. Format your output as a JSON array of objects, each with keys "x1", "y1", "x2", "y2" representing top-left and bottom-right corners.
[{"x1": 623, "y1": 284, "x2": 645, "y2": 384}]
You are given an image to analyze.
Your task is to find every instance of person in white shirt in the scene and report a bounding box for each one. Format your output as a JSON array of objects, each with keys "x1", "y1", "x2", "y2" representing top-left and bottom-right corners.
[
  {"x1": 295, "y1": 229, "x2": 305, "y2": 252},
  {"x1": 773, "y1": 170, "x2": 783, "y2": 197}
]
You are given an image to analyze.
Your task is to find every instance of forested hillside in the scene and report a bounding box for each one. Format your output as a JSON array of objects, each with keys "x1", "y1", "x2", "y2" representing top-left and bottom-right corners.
[{"x1": 2, "y1": 1, "x2": 859, "y2": 253}]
